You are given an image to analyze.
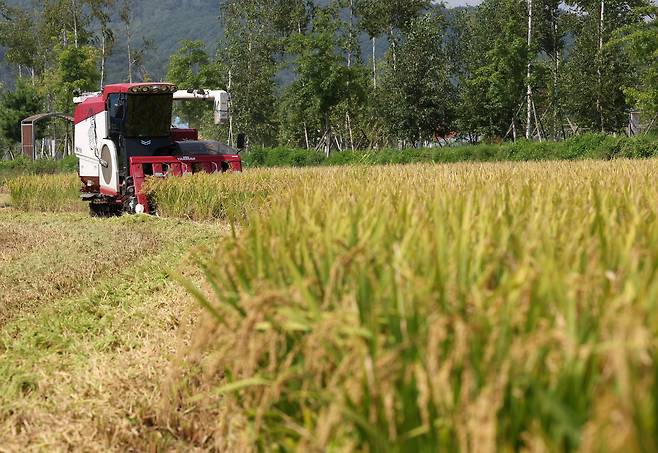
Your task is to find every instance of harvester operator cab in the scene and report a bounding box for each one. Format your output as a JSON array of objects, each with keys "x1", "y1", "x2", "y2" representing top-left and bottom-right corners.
[{"x1": 106, "y1": 89, "x2": 176, "y2": 176}]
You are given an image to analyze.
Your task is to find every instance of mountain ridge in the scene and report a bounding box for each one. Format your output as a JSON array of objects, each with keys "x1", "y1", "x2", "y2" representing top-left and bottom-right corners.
[{"x1": 0, "y1": 0, "x2": 224, "y2": 86}]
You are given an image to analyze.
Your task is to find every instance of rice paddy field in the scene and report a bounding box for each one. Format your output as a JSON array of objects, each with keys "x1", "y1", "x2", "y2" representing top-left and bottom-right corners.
[{"x1": 3, "y1": 160, "x2": 658, "y2": 451}]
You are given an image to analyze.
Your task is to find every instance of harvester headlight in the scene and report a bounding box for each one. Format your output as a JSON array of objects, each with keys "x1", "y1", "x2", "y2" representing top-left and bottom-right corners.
[
  {"x1": 135, "y1": 204, "x2": 145, "y2": 214},
  {"x1": 141, "y1": 87, "x2": 149, "y2": 93}
]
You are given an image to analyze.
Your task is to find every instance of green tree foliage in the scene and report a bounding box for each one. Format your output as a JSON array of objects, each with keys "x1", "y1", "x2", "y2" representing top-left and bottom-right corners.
[
  {"x1": 0, "y1": 0, "x2": 102, "y2": 116},
  {"x1": 216, "y1": 0, "x2": 287, "y2": 146},
  {"x1": 166, "y1": 40, "x2": 220, "y2": 128},
  {"x1": 563, "y1": 0, "x2": 650, "y2": 132},
  {"x1": 44, "y1": 45, "x2": 100, "y2": 113},
  {"x1": 614, "y1": 5, "x2": 658, "y2": 118},
  {"x1": 0, "y1": 79, "x2": 43, "y2": 144},
  {"x1": 280, "y1": 6, "x2": 363, "y2": 155},
  {"x1": 378, "y1": 14, "x2": 457, "y2": 145},
  {"x1": 356, "y1": 0, "x2": 430, "y2": 88},
  {"x1": 1, "y1": 0, "x2": 658, "y2": 154},
  {"x1": 357, "y1": 0, "x2": 431, "y2": 36},
  {"x1": 457, "y1": 0, "x2": 528, "y2": 140}
]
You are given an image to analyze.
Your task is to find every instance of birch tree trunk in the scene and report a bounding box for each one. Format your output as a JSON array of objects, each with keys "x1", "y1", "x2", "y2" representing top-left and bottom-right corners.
[
  {"x1": 526, "y1": 0, "x2": 534, "y2": 140},
  {"x1": 100, "y1": 32, "x2": 106, "y2": 89},
  {"x1": 372, "y1": 37, "x2": 377, "y2": 88},
  {"x1": 390, "y1": 27, "x2": 397, "y2": 71},
  {"x1": 552, "y1": 10, "x2": 565, "y2": 140},
  {"x1": 228, "y1": 69, "x2": 234, "y2": 147},
  {"x1": 304, "y1": 122, "x2": 309, "y2": 150},
  {"x1": 126, "y1": 22, "x2": 133, "y2": 83},
  {"x1": 597, "y1": 0, "x2": 605, "y2": 132},
  {"x1": 347, "y1": 0, "x2": 355, "y2": 151},
  {"x1": 324, "y1": 113, "x2": 331, "y2": 158},
  {"x1": 72, "y1": 0, "x2": 79, "y2": 48}
]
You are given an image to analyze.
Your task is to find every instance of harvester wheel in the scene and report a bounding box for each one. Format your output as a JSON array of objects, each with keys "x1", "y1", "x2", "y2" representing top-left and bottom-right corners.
[{"x1": 89, "y1": 203, "x2": 122, "y2": 218}]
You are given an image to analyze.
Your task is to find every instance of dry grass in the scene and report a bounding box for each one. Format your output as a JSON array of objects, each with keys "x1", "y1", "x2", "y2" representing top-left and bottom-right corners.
[
  {"x1": 6, "y1": 174, "x2": 84, "y2": 212},
  {"x1": 157, "y1": 160, "x2": 658, "y2": 451},
  {"x1": 142, "y1": 169, "x2": 303, "y2": 222},
  {"x1": 8, "y1": 160, "x2": 658, "y2": 451},
  {"x1": 0, "y1": 183, "x2": 9, "y2": 208},
  {"x1": 0, "y1": 211, "x2": 207, "y2": 326}
]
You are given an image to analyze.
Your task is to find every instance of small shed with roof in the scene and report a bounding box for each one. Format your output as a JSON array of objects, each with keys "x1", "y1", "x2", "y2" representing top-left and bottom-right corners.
[{"x1": 21, "y1": 113, "x2": 74, "y2": 160}]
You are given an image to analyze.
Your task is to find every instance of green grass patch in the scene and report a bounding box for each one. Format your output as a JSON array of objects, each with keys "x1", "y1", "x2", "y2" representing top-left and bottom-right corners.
[{"x1": 0, "y1": 155, "x2": 78, "y2": 181}]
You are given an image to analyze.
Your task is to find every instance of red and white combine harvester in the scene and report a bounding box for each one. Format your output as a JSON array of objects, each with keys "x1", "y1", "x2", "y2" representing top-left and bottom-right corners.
[{"x1": 73, "y1": 83, "x2": 242, "y2": 216}]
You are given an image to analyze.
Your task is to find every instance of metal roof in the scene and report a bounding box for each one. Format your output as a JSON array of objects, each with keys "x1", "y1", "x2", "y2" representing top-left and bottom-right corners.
[{"x1": 21, "y1": 113, "x2": 73, "y2": 124}]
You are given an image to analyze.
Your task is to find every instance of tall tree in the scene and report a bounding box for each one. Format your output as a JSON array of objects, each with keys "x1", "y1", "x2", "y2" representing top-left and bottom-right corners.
[
  {"x1": 378, "y1": 13, "x2": 457, "y2": 146},
  {"x1": 357, "y1": 0, "x2": 430, "y2": 87},
  {"x1": 614, "y1": 5, "x2": 658, "y2": 120},
  {"x1": 281, "y1": 6, "x2": 356, "y2": 155},
  {"x1": 526, "y1": 0, "x2": 535, "y2": 139},
  {"x1": 534, "y1": 0, "x2": 567, "y2": 138},
  {"x1": 0, "y1": 79, "x2": 43, "y2": 144},
  {"x1": 167, "y1": 40, "x2": 220, "y2": 128},
  {"x1": 457, "y1": 0, "x2": 528, "y2": 141},
  {"x1": 87, "y1": 0, "x2": 115, "y2": 88},
  {"x1": 120, "y1": 0, "x2": 134, "y2": 83},
  {"x1": 563, "y1": 0, "x2": 650, "y2": 132},
  {"x1": 43, "y1": 44, "x2": 100, "y2": 113},
  {"x1": 217, "y1": 0, "x2": 298, "y2": 147}
]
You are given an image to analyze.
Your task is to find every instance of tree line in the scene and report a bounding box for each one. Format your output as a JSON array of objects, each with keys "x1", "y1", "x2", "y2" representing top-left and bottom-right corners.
[{"x1": 0, "y1": 0, "x2": 656, "y2": 156}]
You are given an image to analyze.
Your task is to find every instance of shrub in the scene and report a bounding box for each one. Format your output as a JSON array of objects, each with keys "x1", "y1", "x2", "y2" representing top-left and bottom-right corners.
[
  {"x1": 242, "y1": 134, "x2": 658, "y2": 168},
  {"x1": 0, "y1": 155, "x2": 79, "y2": 182}
]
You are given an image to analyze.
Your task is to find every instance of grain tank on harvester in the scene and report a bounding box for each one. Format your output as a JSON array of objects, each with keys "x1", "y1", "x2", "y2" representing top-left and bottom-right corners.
[{"x1": 73, "y1": 83, "x2": 242, "y2": 216}]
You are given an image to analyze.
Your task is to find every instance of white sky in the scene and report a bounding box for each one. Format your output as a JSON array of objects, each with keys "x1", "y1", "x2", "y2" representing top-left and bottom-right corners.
[{"x1": 444, "y1": 0, "x2": 656, "y2": 5}]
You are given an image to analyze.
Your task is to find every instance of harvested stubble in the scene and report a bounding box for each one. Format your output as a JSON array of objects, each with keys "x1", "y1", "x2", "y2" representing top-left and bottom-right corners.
[
  {"x1": 163, "y1": 161, "x2": 658, "y2": 452},
  {"x1": 7, "y1": 174, "x2": 84, "y2": 212},
  {"x1": 0, "y1": 211, "x2": 227, "y2": 451}
]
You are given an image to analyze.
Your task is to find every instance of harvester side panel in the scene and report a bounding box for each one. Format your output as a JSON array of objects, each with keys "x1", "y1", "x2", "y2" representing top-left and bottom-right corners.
[{"x1": 74, "y1": 107, "x2": 107, "y2": 188}]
